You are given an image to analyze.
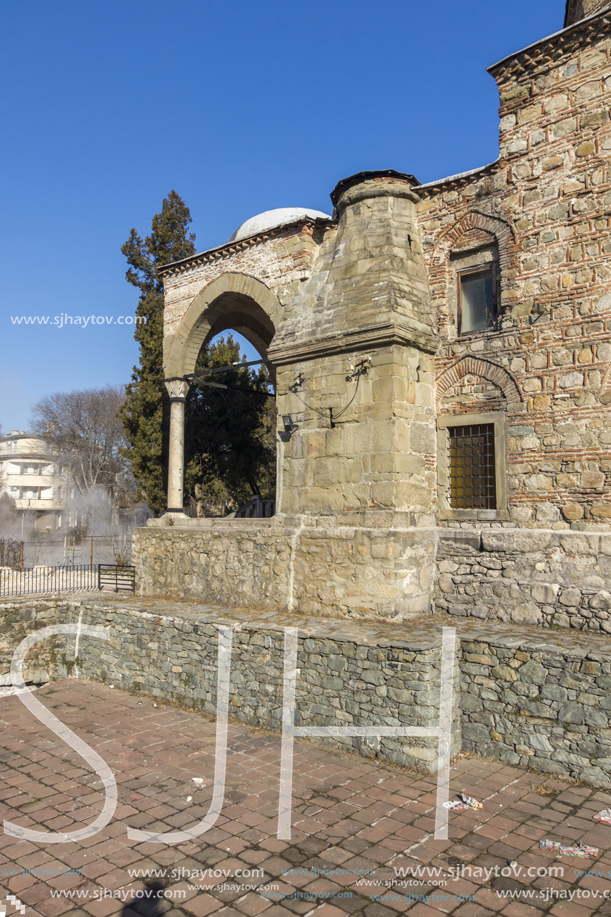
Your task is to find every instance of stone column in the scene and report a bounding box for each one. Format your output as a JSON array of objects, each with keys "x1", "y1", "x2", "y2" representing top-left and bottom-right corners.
[{"x1": 165, "y1": 378, "x2": 190, "y2": 513}]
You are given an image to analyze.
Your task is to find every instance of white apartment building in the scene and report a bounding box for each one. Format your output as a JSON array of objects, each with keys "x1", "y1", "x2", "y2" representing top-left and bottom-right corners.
[{"x1": 0, "y1": 431, "x2": 64, "y2": 532}]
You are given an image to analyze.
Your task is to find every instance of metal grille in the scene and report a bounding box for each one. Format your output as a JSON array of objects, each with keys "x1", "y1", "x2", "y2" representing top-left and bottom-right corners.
[
  {"x1": 448, "y1": 424, "x2": 496, "y2": 509},
  {"x1": 98, "y1": 564, "x2": 136, "y2": 593}
]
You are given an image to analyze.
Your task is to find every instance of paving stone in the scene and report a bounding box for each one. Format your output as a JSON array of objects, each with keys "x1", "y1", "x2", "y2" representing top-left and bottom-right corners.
[{"x1": 1, "y1": 681, "x2": 611, "y2": 916}]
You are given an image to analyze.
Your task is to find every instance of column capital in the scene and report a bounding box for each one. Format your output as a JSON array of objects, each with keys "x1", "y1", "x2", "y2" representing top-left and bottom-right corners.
[{"x1": 165, "y1": 378, "x2": 190, "y2": 401}]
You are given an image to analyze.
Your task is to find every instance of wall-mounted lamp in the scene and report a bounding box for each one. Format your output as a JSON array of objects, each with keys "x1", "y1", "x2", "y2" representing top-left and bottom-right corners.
[
  {"x1": 279, "y1": 414, "x2": 298, "y2": 443},
  {"x1": 289, "y1": 373, "x2": 304, "y2": 393}
]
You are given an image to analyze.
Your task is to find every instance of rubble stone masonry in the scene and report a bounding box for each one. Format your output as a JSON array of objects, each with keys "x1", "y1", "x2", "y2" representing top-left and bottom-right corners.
[
  {"x1": 420, "y1": 10, "x2": 611, "y2": 529},
  {"x1": 6, "y1": 595, "x2": 611, "y2": 787}
]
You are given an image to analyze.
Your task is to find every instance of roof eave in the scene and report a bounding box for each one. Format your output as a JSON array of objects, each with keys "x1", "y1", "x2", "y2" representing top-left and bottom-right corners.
[
  {"x1": 157, "y1": 215, "x2": 336, "y2": 276},
  {"x1": 414, "y1": 161, "x2": 498, "y2": 192},
  {"x1": 487, "y1": 8, "x2": 611, "y2": 78}
]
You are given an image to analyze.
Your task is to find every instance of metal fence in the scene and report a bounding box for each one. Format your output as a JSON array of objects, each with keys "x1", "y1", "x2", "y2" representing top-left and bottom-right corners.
[
  {"x1": 233, "y1": 496, "x2": 275, "y2": 518},
  {"x1": 0, "y1": 534, "x2": 132, "y2": 570},
  {"x1": 0, "y1": 563, "x2": 136, "y2": 598}
]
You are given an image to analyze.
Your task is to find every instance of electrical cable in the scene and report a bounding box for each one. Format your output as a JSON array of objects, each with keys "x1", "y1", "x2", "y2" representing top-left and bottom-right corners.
[
  {"x1": 334, "y1": 371, "x2": 362, "y2": 419},
  {"x1": 280, "y1": 366, "x2": 365, "y2": 422},
  {"x1": 286, "y1": 389, "x2": 328, "y2": 420}
]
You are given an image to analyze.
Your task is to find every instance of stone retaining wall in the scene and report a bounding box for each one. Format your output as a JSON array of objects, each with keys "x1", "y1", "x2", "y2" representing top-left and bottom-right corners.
[
  {"x1": 0, "y1": 599, "x2": 74, "y2": 686},
  {"x1": 0, "y1": 597, "x2": 455, "y2": 774},
  {"x1": 5, "y1": 596, "x2": 611, "y2": 787},
  {"x1": 135, "y1": 520, "x2": 611, "y2": 629},
  {"x1": 461, "y1": 633, "x2": 611, "y2": 788},
  {"x1": 435, "y1": 528, "x2": 611, "y2": 630},
  {"x1": 133, "y1": 514, "x2": 437, "y2": 619}
]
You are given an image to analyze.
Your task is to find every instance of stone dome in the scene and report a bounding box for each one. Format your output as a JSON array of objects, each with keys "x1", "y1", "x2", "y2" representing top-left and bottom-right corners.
[{"x1": 228, "y1": 207, "x2": 331, "y2": 243}]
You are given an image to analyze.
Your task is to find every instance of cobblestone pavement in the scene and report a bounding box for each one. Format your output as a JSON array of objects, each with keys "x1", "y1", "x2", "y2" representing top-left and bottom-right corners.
[{"x1": 1, "y1": 681, "x2": 611, "y2": 917}]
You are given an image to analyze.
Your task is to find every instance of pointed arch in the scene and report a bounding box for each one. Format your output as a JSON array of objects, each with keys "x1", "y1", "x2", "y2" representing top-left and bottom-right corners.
[
  {"x1": 164, "y1": 272, "x2": 281, "y2": 379},
  {"x1": 432, "y1": 209, "x2": 516, "y2": 265},
  {"x1": 436, "y1": 356, "x2": 523, "y2": 407}
]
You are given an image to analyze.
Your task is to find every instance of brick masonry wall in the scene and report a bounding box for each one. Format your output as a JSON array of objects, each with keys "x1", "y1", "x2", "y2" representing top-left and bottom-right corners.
[
  {"x1": 162, "y1": 223, "x2": 334, "y2": 339},
  {"x1": 417, "y1": 14, "x2": 611, "y2": 529}
]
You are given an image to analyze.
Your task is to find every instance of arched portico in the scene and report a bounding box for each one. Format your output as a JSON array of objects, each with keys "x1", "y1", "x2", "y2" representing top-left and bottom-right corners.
[
  {"x1": 164, "y1": 272, "x2": 281, "y2": 379},
  {"x1": 164, "y1": 273, "x2": 281, "y2": 512}
]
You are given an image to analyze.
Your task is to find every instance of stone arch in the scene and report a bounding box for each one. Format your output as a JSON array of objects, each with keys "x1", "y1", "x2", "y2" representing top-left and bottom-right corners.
[
  {"x1": 436, "y1": 357, "x2": 523, "y2": 407},
  {"x1": 432, "y1": 210, "x2": 516, "y2": 265},
  {"x1": 431, "y1": 210, "x2": 517, "y2": 320},
  {"x1": 164, "y1": 272, "x2": 282, "y2": 379}
]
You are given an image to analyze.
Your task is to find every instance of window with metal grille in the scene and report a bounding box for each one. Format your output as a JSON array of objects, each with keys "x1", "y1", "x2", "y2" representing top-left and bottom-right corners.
[{"x1": 448, "y1": 423, "x2": 496, "y2": 509}]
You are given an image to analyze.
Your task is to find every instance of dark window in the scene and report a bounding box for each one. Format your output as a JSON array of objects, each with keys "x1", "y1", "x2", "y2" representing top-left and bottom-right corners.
[
  {"x1": 458, "y1": 266, "x2": 496, "y2": 335},
  {"x1": 448, "y1": 424, "x2": 496, "y2": 509}
]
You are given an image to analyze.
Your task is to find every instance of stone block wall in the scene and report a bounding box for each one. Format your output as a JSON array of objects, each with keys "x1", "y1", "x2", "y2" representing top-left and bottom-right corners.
[
  {"x1": 133, "y1": 520, "x2": 294, "y2": 611},
  {"x1": 136, "y1": 518, "x2": 611, "y2": 629},
  {"x1": 434, "y1": 528, "x2": 611, "y2": 629},
  {"x1": 277, "y1": 345, "x2": 437, "y2": 517},
  {"x1": 133, "y1": 513, "x2": 437, "y2": 619}
]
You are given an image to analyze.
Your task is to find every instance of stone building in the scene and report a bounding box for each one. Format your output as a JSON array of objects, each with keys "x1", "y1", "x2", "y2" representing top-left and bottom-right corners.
[{"x1": 135, "y1": 0, "x2": 611, "y2": 630}]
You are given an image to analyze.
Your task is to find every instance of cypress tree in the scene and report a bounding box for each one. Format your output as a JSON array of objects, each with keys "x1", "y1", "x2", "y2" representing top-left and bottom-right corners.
[
  {"x1": 120, "y1": 191, "x2": 196, "y2": 515},
  {"x1": 185, "y1": 336, "x2": 276, "y2": 515}
]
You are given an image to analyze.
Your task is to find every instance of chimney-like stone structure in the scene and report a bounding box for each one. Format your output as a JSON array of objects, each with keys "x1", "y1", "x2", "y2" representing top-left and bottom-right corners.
[{"x1": 269, "y1": 172, "x2": 438, "y2": 520}]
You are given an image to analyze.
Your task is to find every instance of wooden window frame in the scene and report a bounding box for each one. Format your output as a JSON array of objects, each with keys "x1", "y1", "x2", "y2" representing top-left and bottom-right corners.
[
  {"x1": 437, "y1": 412, "x2": 508, "y2": 522},
  {"x1": 457, "y1": 262, "x2": 498, "y2": 337}
]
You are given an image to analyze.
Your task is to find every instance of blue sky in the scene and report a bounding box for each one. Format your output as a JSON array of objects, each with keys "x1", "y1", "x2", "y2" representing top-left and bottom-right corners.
[{"x1": 1, "y1": 0, "x2": 563, "y2": 432}]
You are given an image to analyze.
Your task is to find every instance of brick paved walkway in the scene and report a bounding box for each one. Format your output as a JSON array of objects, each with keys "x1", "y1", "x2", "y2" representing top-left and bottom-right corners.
[{"x1": 1, "y1": 681, "x2": 611, "y2": 917}]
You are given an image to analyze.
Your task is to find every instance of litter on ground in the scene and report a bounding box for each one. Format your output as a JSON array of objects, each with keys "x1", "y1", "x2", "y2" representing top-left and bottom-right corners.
[
  {"x1": 539, "y1": 839, "x2": 598, "y2": 858},
  {"x1": 458, "y1": 792, "x2": 483, "y2": 809},
  {"x1": 443, "y1": 793, "x2": 482, "y2": 811},
  {"x1": 593, "y1": 808, "x2": 611, "y2": 825}
]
